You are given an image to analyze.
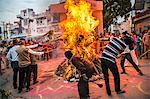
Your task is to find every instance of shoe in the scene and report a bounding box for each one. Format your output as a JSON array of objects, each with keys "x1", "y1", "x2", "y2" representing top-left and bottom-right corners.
[
  {"x1": 26, "y1": 88, "x2": 30, "y2": 92},
  {"x1": 13, "y1": 84, "x2": 17, "y2": 89},
  {"x1": 33, "y1": 81, "x2": 39, "y2": 85},
  {"x1": 121, "y1": 72, "x2": 127, "y2": 74},
  {"x1": 107, "y1": 91, "x2": 112, "y2": 96},
  {"x1": 14, "y1": 85, "x2": 17, "y2": 89},
  {"x1": 18, "y1": 90, "x2": 22, "y2": 93},
  {"x1": 116, "y1": 90, "x2": 126, "y2": 94},
  {"x1": 139, "y1": 72, "x2": 144, "y2": 76}
]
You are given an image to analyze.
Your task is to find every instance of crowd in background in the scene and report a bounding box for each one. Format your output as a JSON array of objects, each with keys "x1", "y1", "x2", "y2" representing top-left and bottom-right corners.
[
  {"x1": 63, "y1": 29, "x2": 149, "y2": 98},
  {"x1": 0, "y1": 38, "x2": 60, "y2": 73},
  {"x1": 102, "y1": 29, "x2": 150, "y2": 58},
  {"x1": 0, "y1": 38, "x2": 60, "y2": 93}
]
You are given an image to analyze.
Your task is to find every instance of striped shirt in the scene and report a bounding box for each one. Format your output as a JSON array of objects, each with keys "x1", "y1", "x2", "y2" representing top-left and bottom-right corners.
[{"x1": 100, "y1": 37, "x2": 126, "y2": 63}]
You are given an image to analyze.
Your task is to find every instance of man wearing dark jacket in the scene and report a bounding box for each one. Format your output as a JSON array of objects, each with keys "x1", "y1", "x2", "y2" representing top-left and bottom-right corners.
[{"x1": 65, "y1": 51, "x2": 101, "y2": 99}]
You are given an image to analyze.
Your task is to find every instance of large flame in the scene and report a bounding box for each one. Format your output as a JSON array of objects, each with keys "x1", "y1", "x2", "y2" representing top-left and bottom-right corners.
[{"x1": 60, "y1": 0, "x2": 99, "y2": 62}]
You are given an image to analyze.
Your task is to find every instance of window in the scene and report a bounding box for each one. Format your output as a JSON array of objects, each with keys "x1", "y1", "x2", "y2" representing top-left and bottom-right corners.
[
  {"x1": 53, "y1": 13, "x2": 60, "y2": 23},
  {"x1": 36, "y1": 20, "x2": 39, "y2": 25},
  {"x1": 23, "y1": 10, "x2": 27, "y2": 16},
  {"x1": 24, "y1": 19, "x2": 27, "y2": 26}
]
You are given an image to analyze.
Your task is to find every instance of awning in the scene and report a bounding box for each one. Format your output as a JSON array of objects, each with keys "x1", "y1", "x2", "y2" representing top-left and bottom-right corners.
[{"x1": 10, "y1": 34, "x2": 26, "y2": 38}]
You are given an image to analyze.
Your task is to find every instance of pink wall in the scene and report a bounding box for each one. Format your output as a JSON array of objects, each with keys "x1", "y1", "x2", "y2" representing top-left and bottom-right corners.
[{"x1": 50, "y1": 0, "x2": 103, "y2": 34}]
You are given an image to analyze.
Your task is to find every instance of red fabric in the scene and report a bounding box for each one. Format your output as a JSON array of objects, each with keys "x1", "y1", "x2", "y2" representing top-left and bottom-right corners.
[
  {"x1": 133, "y1": 34, "x2": 137, "y2": 41},
  {"x1": 43, "y1": 44, "x2": 48, "y2": 48}
]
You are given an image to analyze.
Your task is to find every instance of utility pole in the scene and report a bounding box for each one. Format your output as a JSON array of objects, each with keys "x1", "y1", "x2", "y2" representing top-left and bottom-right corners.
[
  {"x1": 0, "y1": 27, "x2": 2, "y2": 40},
  {"x1": 5, "y1": 23, "x2": 8, "y2": 39},
  {"x1": 17, "y1": 16, "x2": 23, "y2": 35},
  {"x1": 1, "y1": 21, "x2": 6, "y2": 39}
]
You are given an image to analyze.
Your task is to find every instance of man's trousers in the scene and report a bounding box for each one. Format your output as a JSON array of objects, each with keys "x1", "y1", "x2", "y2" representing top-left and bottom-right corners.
[
  {"x1": 11, "y1": 61, "x2": 19, "y2": 88},
  {"x1": 101, "y1": 59, "x2": 121, "y2": 94},
  {"x1": 120, "y1": 53, "x2": 141, "y2": 73},
  {"x1": 18, "y1": 65, "x2": 31, "y2": 91},
  {"x1": 78, "y1": 76, "x2": 90, "y2": 99},
  {"x1": 30, "y1": 64, "x2": 38, "y2": 83}
]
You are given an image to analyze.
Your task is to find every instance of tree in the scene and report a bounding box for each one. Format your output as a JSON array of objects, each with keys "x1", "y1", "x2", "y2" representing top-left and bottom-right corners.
[{"x1": 103, "y1": 0, "x2": 132, "y2": 29}]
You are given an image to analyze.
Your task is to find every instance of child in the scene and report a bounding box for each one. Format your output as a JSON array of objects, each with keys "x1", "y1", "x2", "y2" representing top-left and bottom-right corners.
[{"x1": 30, "y1": 54, "x2": 38, "y2": 84}]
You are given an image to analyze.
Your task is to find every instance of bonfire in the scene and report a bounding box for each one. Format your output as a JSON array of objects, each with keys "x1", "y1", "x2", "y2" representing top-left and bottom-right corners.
[
  {"x1": 60, "y1": 0, "x2": 99, "y2": 63},
  {"x1": 56, "y1": 0, "x2": 101, "y2": 81}
]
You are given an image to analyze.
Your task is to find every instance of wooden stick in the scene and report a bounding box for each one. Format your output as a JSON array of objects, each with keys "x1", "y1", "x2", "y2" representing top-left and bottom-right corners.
[{"x1": 139, "y1": 49, "x2": 150, "y2": 59}]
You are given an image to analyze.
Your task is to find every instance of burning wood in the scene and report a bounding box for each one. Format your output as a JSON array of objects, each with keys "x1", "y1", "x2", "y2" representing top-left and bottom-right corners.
[{"x1": 60, "y1": 0, "x2": 99, "y2": 62}]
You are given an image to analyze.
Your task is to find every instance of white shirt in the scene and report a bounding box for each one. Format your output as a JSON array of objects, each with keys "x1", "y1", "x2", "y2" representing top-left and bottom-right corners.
[
  {"x1": 7, "y1": 45, "x2": 20, "y2": 61},
  {"x1": 123, "y1": 45, "x2": 130, "y2": 54},
  {"x1": 28, "y1": 49, "x2": 44, "y2": 55}
]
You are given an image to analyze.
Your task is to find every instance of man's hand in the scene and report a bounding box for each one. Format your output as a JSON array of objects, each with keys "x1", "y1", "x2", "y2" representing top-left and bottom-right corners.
[{"x1": 117, "y1": 54, "x2": 123, "y2": 58}]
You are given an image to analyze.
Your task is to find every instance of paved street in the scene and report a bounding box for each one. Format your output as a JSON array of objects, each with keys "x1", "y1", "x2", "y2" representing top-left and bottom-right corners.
[{"x1": 0, "y1": 52, "x2": 150, "y2": 99}]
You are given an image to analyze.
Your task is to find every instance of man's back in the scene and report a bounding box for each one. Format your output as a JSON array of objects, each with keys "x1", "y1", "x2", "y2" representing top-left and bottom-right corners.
[
  {"x1": 7, "y1": 45, "x2": 20, "y2": 61},
  {"x1": 101, "y1": 37, "x2": 126, "y2": 63},
  {"x1": 17, "y1": 46, "x2": 31, "y2": 67},
  {"x1": 71, "y1": 56, "x2": 95, "y2": 78}
]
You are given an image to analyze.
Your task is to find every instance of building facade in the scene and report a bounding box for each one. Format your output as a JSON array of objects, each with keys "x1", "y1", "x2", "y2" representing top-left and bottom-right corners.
[
  {"x1": 17, "y1": 8, "x2": 35, "y2": 37},
  {"x1": 133, "y1": 10, "x2": 150, "y2": 33},
  {"x1": 47, "y1": 0, "x2": 103, "y2": 34},
  {"x1": 133, "y1": 0, "x2": 150, "y2": 33},
  {"x1": 13, "y1": 9, "x2": 50, "y2": 38},
  {"x1": 33, "y1": 12, "x2": 49, "y2": 35}
]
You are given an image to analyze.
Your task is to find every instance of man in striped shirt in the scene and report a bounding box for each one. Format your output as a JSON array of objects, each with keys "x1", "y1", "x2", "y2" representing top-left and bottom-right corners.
[{"x1": 100, "y1": 34, "x2": 126, "y2": 96}]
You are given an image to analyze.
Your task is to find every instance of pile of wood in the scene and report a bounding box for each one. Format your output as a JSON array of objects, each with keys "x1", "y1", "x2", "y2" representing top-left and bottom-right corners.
[{"x1": 55, "y1": 58, "x2": 103, "y2": 82}]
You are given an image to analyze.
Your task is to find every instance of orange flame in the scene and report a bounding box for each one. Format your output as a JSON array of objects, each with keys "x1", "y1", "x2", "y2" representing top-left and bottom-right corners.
[{"x1": 60, "y1": 0, "x2": 99, "y2": 62}]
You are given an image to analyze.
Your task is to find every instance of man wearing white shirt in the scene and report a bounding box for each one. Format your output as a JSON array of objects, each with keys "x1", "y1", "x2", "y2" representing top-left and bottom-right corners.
[
  {"x1": 7, "y1": 39, "x2": 20, "y2": 89},
  {"x1": 120, "y1": 31, "x2": 143, "y2": 76}
]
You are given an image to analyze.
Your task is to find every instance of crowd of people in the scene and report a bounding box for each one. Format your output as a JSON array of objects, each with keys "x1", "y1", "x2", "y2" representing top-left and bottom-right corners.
[
  {"x1": 64, "y1": 30, "x2": 150, "y2": 98},
  {"x1": 0, "y1": 29, "x2": 149, "y2": 98},
  {"x1": 103, "y1": 30, "x2": 150, "y2": 58},
  {"x1": 0, "y1": 38, "x2": 59, "y2": 93}
]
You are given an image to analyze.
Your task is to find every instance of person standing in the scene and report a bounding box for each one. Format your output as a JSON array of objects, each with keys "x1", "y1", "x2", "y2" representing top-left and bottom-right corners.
[
  {"x1": 142, "y1": 30, "x2": 150, "y2": 59},
  {"x1": 0, "y1": 44, "x2": 3, "y2": 75},
  {"x1": 30, "y1": 54, "x2": 38, "y2": 84},
  {"x1": 6, "y1": 39, "x2": 20, "y2": 89},
  {"x1": 17, "y1": 40, "x2": 44, "y2": 93},
  {"x1": 100, "y1": 34, "x2": 126, "y2": 96},
  {"x1": 0, "y1": 53, "x2": 4, "y2": 75},
  {"x1": 65, "y1": 51, "x2": 102, "y2": 99},
  {"x1": 120, "y1": 31, "x2": 143, "y2": 76},
  {"x1": 135, "y1": 34, "x2": 142, "y2": 57}
]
